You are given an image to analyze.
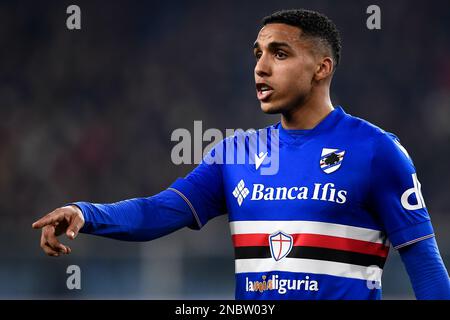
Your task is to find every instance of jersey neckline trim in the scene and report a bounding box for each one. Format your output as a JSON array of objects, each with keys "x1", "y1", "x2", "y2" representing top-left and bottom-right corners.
[{"x1": 274, "y1": 106, "x2": 346, "y2": 146}]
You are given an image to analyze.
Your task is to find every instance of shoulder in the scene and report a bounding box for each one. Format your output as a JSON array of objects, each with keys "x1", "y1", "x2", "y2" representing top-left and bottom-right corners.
[
  {"x1": 221, "y1": 124, "x2": 276, "y2": 147},
  {"x1": 341, "y1": 110, "x2": 410, "y2": 158},
  {"x1": 204, "y1": 124, "x2": 275, "y2": 163},
  {"x1": 341, "y1": 110, "x2": 390, "y2": 139}
]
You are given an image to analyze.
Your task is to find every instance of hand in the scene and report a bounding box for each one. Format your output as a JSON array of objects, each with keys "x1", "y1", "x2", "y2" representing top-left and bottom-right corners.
[{"x1": 32, "y1": 205, "x2": 85, "y2": 257}]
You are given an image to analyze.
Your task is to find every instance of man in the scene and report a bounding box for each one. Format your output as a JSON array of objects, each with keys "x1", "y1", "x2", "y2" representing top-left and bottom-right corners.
[{"x1": 32, "y1": 9, "x2": 450, "y2": 300}]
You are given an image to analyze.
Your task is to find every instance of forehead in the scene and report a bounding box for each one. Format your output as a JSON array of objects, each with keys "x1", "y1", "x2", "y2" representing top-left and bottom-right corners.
[{"x1": 255, "y1": 23, "x2": 304, "y2": 46}]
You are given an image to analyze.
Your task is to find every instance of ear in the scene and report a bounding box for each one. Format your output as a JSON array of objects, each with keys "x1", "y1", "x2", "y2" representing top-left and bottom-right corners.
[{"x1": 314, "y1": 57, "x2": 334, "y2": 81}]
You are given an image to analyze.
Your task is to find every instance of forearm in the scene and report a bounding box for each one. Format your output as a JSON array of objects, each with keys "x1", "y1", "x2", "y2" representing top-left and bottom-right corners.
[
  {"x1": 72, "y1": 189, "x2": 194, "y2": 241},
  {"x1": 399, "y1": 236, "x2": 450, "y2": 299}
]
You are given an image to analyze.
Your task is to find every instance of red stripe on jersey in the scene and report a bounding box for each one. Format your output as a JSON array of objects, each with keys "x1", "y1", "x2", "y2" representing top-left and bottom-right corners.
[
  {"x1": 295, "y1": 233, "x2": 389, "y2": 258},
  {"x1": 232, "y1": 233, "x2": 389, "y2": 258},
  {"x1": 232, "y1": 233, "x2": 268, "y2": 247}
]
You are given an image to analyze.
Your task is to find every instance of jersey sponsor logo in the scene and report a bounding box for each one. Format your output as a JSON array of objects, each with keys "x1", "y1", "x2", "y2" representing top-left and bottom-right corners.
[
  {"x1": 401, "y1": 173, "x2": 426, "y2": 210},
  {"x1": 320, "y1": 148, "x2": 345, "y2": 174},
  {"x1": 232, "y1": 179, "x2": 250, "y2": 206},
  {"x1": 245, "y1": 274, "x2": 319, "y2": 294},
  {"x1": 251, "y1": 183, "x2": 347, "y2": 204},
  {"x1": 232, "y1": 180, "x2": 348, "y2": 206},
  {"x1": 268, "y1": 231, "x2": 293, "y2": 261}
]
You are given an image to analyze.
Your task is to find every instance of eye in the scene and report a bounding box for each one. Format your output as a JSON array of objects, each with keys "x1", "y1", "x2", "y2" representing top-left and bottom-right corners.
[
  {"x1": 275, "y1": 50, "x2": 287, "y2": 59},
  {"x1": 254, "y1": 51, "x2": 262, "y2": 60}
]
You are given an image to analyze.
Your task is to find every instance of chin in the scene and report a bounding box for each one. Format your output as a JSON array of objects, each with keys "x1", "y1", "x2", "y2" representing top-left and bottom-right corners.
[{"x1": 260, "y1": 101, "x2": 284, "y2": 114}]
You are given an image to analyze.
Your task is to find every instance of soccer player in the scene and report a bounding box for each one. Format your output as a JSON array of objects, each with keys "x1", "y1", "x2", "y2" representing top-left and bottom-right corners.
[{"x1": 32, "y1": 9, "x2": 450, "y2": 300}]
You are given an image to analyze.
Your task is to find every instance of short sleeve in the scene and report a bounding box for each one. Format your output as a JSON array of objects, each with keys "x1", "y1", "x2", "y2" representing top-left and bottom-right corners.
[
  {"x1": 168, "y1": 140, "x2": 227, "y2": 229},
  {"x1": 368, "y1": 132, "x2": 434, "y2": 250}
]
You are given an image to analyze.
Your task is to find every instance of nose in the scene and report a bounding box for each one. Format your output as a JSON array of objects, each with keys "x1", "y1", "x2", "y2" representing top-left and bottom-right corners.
[{"x1": 254, "y1": 53, "x2": 271, "y2": 78}]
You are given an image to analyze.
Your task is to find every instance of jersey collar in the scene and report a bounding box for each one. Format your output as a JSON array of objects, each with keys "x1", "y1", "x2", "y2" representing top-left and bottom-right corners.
[{"x1": 274, "y1": 106, "x2": 346, "y2": 146}]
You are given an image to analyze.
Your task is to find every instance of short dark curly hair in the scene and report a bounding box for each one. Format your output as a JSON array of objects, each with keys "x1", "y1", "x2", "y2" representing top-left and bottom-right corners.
[{"x1": 262, "y1": 9, "x2": 341, "y2": 70}]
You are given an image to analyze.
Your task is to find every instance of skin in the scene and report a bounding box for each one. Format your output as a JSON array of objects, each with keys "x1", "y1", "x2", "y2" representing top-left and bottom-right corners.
[
  {"x1": 32, "y1": 205, "x2": 84, "y2": 257},
  {"x1": 32, "y1": 23, "x2": 337, "y2": 256},
  {"x1": 254, "y1": 23, "x2": 335, "y2": 129}
]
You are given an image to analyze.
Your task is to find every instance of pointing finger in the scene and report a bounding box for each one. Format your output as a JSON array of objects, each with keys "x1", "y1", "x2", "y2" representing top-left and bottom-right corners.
[{"x1": 32, "y1": 211, "x2": 62, "y2": 229}]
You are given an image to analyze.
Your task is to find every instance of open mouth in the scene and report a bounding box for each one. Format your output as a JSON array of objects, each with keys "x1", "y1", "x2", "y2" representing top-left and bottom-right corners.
[{"x1": 256, "y1": 83, "x2": 274, "y2": 101}]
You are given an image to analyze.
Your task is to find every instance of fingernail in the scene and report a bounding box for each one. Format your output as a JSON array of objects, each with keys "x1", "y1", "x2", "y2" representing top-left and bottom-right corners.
[{"x1": 69, "y1": 231, "x2": 75, "y2": 238}]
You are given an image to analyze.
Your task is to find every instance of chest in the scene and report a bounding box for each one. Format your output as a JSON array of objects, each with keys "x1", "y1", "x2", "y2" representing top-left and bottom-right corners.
[{"x1": 223, "y1": 143, "x2": 371, "y2": 222}]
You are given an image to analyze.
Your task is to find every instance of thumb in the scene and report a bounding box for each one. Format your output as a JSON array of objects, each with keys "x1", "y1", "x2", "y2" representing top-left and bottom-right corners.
[
  {"x1": 66, "y1": 229, "x2": 76, "y2": 239},
  {"x1": 66, "y1": 215, "x2": 83, "y2": 240}
]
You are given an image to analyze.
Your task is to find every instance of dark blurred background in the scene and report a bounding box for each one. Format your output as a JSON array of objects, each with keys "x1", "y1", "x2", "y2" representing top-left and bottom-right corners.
[{"x1": 0, "y1": 0, "x2": 449, "y2": 299}]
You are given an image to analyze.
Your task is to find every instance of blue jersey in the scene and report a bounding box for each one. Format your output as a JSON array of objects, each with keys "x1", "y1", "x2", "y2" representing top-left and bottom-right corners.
[{"x1": 168, "y1": 106, "x2": 434, "y2": 300}]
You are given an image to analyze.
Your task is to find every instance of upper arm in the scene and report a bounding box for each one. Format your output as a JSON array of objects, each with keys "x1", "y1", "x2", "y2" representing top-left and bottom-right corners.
[
  {"x1": 368, "y1": 133, "x2": 434, "y2": 250},
  {"x1": 168, "y1": 140, "x2": 227, "y2": 229}
]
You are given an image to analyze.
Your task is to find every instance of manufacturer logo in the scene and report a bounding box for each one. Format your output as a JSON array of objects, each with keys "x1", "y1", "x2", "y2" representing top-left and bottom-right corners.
[{"x1": 255, "y1": 152, "x2": 268, "y2": 170}]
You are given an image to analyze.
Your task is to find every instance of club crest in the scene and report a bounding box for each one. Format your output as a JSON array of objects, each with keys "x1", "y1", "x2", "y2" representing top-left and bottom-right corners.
[{"x1": 320, "y1": 148, "x2": 345, "y2": 174}]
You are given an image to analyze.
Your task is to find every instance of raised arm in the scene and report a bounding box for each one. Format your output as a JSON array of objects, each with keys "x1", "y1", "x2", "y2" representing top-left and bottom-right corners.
[{"x1": 32, "y1": 141, "x2": 227, "y2": 256}]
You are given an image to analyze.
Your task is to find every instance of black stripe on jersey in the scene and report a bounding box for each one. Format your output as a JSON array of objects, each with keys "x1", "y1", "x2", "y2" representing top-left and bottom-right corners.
[
  {"x1": 235, "y1": 246, "x2": 272, "y2": 259},
  {"x1": 234, "y1": 246, "x2": 386, "y2": 268}
]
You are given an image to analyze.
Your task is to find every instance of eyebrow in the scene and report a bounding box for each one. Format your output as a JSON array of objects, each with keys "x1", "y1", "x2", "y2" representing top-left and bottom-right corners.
[{"x1": 253, "y1": 41, "x2": 292, "y2": 50}]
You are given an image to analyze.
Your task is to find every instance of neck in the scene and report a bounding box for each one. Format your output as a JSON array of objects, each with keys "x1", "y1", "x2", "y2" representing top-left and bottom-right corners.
[{"x1": 281, "y1": 88, "x2": 334, "y2": 130}]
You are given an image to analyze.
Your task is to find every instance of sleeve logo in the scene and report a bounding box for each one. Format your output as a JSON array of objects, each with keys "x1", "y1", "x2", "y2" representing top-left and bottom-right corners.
[{"x1": 401, "y1": 173, "x2": 426, "y2": 210}]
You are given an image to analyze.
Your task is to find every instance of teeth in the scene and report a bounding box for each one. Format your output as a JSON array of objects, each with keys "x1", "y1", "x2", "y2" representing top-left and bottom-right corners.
[{"x1": 260, "y1": 85, "x2": 270, "y2": 91}]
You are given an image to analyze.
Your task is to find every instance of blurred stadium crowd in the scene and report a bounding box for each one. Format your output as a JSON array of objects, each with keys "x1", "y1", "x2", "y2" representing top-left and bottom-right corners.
[{"x1": 0, "y1": 0, "x2": 449, "y2": 299}]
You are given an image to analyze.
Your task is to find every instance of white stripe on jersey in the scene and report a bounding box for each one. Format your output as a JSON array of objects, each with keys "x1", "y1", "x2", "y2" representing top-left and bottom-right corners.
[
  {"x1": 230, "y1": 220, "x2": 389, "y2": 245},
  {"x1": 235, "y1": 257, "x2": 383, "y2": 282}
]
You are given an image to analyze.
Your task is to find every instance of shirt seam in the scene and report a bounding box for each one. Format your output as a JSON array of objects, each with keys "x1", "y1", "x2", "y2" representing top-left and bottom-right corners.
[
  {"x1": 167, "y1": 187, "x2": 203, "y2": 229},
  {"x1": 394, "y1": 233, "x2": 435, "y2": 250}
]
